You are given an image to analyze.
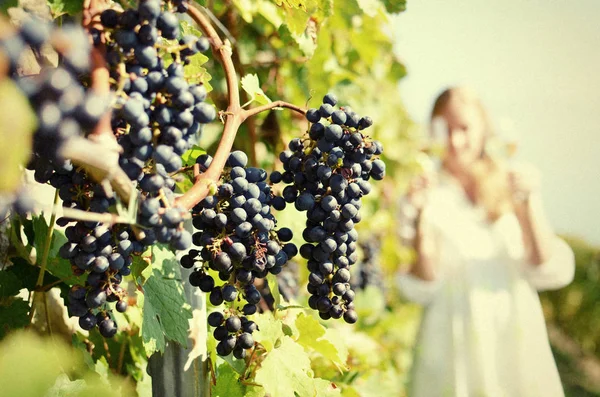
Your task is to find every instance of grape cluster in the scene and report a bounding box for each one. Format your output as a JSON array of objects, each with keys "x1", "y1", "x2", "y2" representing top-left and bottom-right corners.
[
  {"x1": 53, "y1": 164, "x2": 144, "y2": 337},
  {"x1": 0, "y1": 19, "x2": 136, "y2": 335},
  {"x1": 275, "y1": 93, "x2": 385, "y2": 324},
  {"x1": 179, "y1": 150, "x2": 296, "y2": 356},
  {"x1": 0, "y1": 19, "x2": 106, "y2": 191},
  {"x1": 97, "y1": 0, "x2": 215, "y2": 252},
  {"x1": 352, "y1": 237, "x2": 385, "y2": 291},
  {"x1": 208, "y1": 311, "x2": 257, "y2": 359},
  {"x1": 99, "y1": 0, "x2": 215, "y2": 179}
]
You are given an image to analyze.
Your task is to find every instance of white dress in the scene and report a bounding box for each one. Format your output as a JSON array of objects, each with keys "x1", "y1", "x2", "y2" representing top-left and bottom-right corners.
[{"x1": 397, "y1": 175, "x2": 575, "y2": 397}]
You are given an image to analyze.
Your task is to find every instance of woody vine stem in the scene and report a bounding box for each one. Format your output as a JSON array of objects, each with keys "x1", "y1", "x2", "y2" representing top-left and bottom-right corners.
[{"x1": 57, "y1": 2, "x2": 306, "y2": 218}]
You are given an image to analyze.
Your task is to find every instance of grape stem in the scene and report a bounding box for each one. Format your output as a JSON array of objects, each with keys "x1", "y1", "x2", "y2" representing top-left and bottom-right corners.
[
  {"x1": 177, "y1": 5, "x2": 307, "y2": 210},
  {"x1": 29, "y1": 189, "x2": 59, "y2": 324},
  {"x1": 240, "y1": 101, "x2": 307, "y2": 120}
]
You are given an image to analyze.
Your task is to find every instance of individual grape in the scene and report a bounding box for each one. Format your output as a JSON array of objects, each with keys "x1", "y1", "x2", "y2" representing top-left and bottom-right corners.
[
  {"x1": 116, "y1": 300, "x2": 128, "y2": 313},
  {"x1": 79, "y1": 312, "x2": 97, "y2": 331},
  {"x1": 208, "y1": 312, "x2": 224, "y2": 327},
  {"x1": 99, "y1": 318, "x2": 118, "y2": 338},
  {"x1": 85, "y1": 289, "x2": 107, "y2": 308},
  {"x1": 225, "y1": 316, "x2": 242, "y2": 332}
]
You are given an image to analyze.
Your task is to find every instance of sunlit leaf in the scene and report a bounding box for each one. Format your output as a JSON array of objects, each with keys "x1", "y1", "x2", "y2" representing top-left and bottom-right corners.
[
  {"x1": 0, "y1": 80, "x2": 35, "y2": 193},
  {"x1": 241, "y1": 74, "x2": 272, "y2": 105}
]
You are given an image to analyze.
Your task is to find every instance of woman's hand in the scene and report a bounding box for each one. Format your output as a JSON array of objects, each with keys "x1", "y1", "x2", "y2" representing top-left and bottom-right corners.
[{"x1": 398, "y1": 172, "x2": 436, "y2": 241}]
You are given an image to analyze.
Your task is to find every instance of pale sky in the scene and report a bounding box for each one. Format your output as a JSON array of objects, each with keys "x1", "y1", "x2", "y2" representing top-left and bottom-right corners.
[{"x1": 392, "y1": 0, "x2": 600, "y2": 245}]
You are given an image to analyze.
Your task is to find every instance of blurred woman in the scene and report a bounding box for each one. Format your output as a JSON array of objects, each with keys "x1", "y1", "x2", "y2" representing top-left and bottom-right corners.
[{"x1": 398, "y1": 87, "x2": 574, "y2": 397}]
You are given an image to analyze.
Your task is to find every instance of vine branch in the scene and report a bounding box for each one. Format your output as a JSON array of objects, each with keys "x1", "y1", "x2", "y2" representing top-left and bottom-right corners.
[
  {"x1": 176, "y1": 4, "x2": 243, "y2": 210},
  {"x1": 176, "y1": 5, "x2": 307, "y2": 210},
  {"x1": 241, "y1": 100, "x2": 306, "y2": 121}
]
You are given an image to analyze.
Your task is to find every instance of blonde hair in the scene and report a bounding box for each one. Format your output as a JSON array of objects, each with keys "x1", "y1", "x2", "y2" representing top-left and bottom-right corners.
[{"x1": 431, "y1": 87, "x2": 512, "y2": 222}]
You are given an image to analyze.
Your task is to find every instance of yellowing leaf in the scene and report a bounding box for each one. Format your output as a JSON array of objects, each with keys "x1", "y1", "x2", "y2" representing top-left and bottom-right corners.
[
  {"x1": 356, "y1": 0, "x2": 381, "y2": 17},
  {"x1": 0, "y1": 80, "x2": 35, "y2": 193},
  {"x1": 241, "y1": 74, "x2": 271, "y2": 105},
  {"x1": 252, "y1": 312, "x2": 284, "y2": 352},
  {"x1": 254, "y1": 336, "x2": 313, "y2": 397},
  {"x1": 266, "y1": 273, "x2": 282, "y2": 309},
  {"x1": 295, "y1": 313, "x2": 348, "y2": 368}
]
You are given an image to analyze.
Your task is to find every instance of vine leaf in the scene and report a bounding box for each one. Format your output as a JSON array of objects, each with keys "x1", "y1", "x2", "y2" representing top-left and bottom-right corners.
[
  {"x1": 0, "y1": 264, "x2": 30, "y2": 338},
  {"x1": 212, "y1": 363, "x2": 246, "y2": 397},
  {"x1": 355, "y1": 0, "x2": 381, "y2": 17},
  {"x1": 295, "y1": 312, "x2": 348, "y2": 368},
  {"x1": 31, "y1": 215, "x2": 85, "y2": 285},
  {"x1": 0, "y1": 298, "x2": 30, "y2": 339},
  {"x1": 140, "y1": 246, "x2": 192, "y2": 355},
  {"x1": 252, "y1": 312, "x2": 284, "y2": 353},
  {"x1": 266, "y1": 273, "x2": 281, "y2": 309},
  {"x1": 0, "y1": 270, "x2": 22, "y2": 298},
  {"x1": 381, "y1": 0, "x2": 407, "y2": 14},
  {"x1": 241, "y1": 74, "x2": 271, "y2": 106},
  {"x1": 0, "y1": 80, "x2": 34, "y2": 194},
  {"x1": 130, "y1": 254, "x2": 151, "y2": 287},
  {"x1": 181, "y1": 145, "x2": 206, "y2": 166},
  {"x1": 0, "y1": 0, "x2": 18, "y2": 14},
  {"x1": 255, "y1": 336, "x2": 339, "y2": 397},
  {"x1": 46, "y1": 0, "x2": 84, "y2": 17}
]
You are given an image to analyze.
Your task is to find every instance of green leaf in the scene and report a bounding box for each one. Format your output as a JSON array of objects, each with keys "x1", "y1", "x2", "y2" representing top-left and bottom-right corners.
[
  {"x1": 0, "y1": 299, "x2": 30, "y2": 339},
  {"x1": 181, "y1": 145, "x2": 206, "y2": 166},
  {"x1": 130, "y1": 254, "x2": 151, "y2": 286},
  {"x1": 45, "y1": 230, "x2": 86, "y2": 286},
  {"x1": 254, "y1": 336, "x2": 314, "y2": 397},
  {"x1": 174, "y1": 177, "x2": 194, "y2": 194},
  {"x1": 212, "y1": 363, "x2": 246, "y2": 397},
  {"x1": 0, "y1": 0, "x2": 18, "y2": 15},
  {"x1": 382, "y1": 0, "x2": 407, "y2": 14},
  {"x1": 252, "y1": 312, "x2": 284, "y2": 352},
  {"x1": 46, "y1": 0, "x2": 84, "y2": 17},
  {"x1": 21, "y1": 219, "x2": 35, "y2": 246},
  {"x1": 241, "y1": 74, "x2": 271, "y2": 105},
  {"x1": 0, "y1": 331, "x2": 79, "y2": 396},
  {"x1": 180, "y1": 21, "x2": 203, "y2": 38},
  {"x1": 314, "y1": 378, "x2": 341, "y2": 397},
  {"x1": 32, "y1": 214, "x2": 49, "y2": 257},
  {"x1": 30, "y1": 215, "x2": 83, "y2": 285},
  {"x1": 355, "y1": 0, "x2": 381, "y2": 17},
  {"x1": 0, "y1": 271, "x2": 22, "y2": 298},
  {"x1": 266, "y1": 273, "x2": 281, "y2": 309},
  {"x1": 7, "y1": 257, "x2": 42, "y2": 291},
  {"x1": 44, "y1": 374, "x2": 87, "y2": 397},
  {"x1": 141, "y1": 246, "x2": 192, "y2": 355},
  {"x1": 295, "y1": 312, "x2": 348, "y2": 367},
  {"x1": 184, "y1": 52, "x2": 211, "y2": 83},
  {"x1": 0, "y1": 80, "x2": 34, "y2": 193}
]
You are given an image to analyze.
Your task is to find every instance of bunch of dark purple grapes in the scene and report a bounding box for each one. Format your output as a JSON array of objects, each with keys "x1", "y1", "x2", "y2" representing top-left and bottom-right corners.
[
  {"x1": 99, "y1": 0, "x2": 214, "y2": 181},
  {"x1": 0, "y1": 19, "x2": 134, "y2": 336},
  {"x1": 1, "y1": 3, "x2": 205, "y2": 336},
  {"x1": 274, "y1": 93, "x2": 385, "y2": 324},
  {"x1": 179, "y1": 150, "x2": 297, "y2": 357},
  {"x1": 96, "y1": 0, "x2": 215, "y2": 250},
  {"x1": 55, "y1": 165, "x2": 148, "y2": 337},
  {"x1": 0, "y1": 18, "x2": 106, "y2": 215},
  {"x1": 352, "y1": 237, "x2": 385, "y2": 292}
]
